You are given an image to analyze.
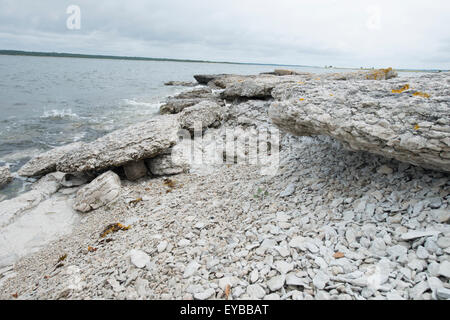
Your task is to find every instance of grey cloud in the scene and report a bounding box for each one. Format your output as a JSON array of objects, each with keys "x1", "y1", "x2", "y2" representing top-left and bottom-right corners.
[{"x1": 0, "y1": 0, "x2": 448, "y2": 69}]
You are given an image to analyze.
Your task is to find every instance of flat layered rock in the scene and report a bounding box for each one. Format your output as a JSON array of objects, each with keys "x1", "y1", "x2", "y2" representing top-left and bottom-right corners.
[
  {"x1": 172, "y1": 87, "x2": 213, "y2": 99},
  {"x1": 160, "y1": 98, "x2": 207, "y2": 114},
  {"x1": 160, "y1": 97, "x2": 224, "y2": 115},
  {"x1": 56, "y1": 115, "x2": 180, "y2": 173},
  {"x1": 0, "y1": 166, "x2": 13, "y2": 188},
  {"x1": 221, "y1": 76, "x2": 293, "y2": 100},
  {"x1": 18, "y1": 142, "x2": 83, "y2": 177},
  {"x1": 269, "y1": 72, "x2": 450, "y2": 172}
]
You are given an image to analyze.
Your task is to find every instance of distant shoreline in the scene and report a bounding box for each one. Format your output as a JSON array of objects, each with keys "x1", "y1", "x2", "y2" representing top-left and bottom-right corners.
[
  {"x1": 0, "y1": 49, "x2": 311, "y2": 68},
  {"x1": 1, "y1": 50, "x2": 446, "y2": 73}
]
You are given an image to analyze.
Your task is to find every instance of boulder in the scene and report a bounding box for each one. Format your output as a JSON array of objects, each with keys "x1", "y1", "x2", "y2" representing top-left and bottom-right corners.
[
  {"x1": 269, "y1": 72, "x2": 450, "y2": 172},
  {"x1": 123, "y1": 160, "x2": 148, "y2": 181},
  {"x1": 0, "y1": 166, "x2": 12, "y2": 188},
  {"x1": 178, "y1": 101, "x2": 223, "y2": 133},
  {"x1": 18, "y1": 142, "x2": 83, "y2": 177},
  {"x1": 56, "y1": 115, "x2": 179, "y2": 173},
  {"x1": 73, "y1": 171, "x2": 121, "y2": 213}
]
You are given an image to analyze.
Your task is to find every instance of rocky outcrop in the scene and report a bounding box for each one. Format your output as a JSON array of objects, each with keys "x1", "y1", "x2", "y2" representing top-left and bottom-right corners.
[
  {"x1": 220, "y1": 75, "x2": 302, "y2": 100},
  {"x1": 159, "y1": 85, "x2": 223, "y2": 115},
  {"x1": 178, "y1": 101, "x2": 223, "y2": 133},
  {"x1": 0, "y1": 166, "x2": 13, "y2": 188},
  {"x1": 325, "y1": 67, "x2": 398, "y2": 81},
  {"x1": 160, "y1": 98, "x2": 208, "y2": 114},
  {"x1": 173, "y1": 87, "x2": 213, "y2": 99},
  {"x1": 269, "y1": 72, "x2": 450, "y2": 172},
  {"x1": 73, "y1": 171, "x2": 121, "y2": 213},
  {"x1": 18, "y1": 142, "x2": 83, "y2": 177},
  {"x1": 194, "y1": 74, "x2": 229, "y2": 85},
  {"x1": 56, "y1": 115, "x2": 180, "y2": 174}
]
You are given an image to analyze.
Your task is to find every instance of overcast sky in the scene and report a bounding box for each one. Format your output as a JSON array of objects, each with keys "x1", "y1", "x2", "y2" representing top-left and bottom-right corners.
[{"x1": 0, "y1": 0, "x2": 449, "y2": 69}]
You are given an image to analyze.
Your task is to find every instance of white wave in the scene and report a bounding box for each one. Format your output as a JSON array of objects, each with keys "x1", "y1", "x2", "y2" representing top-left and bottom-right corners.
[
  {"x1": 41, "y1": 109, "x2": 79, "y2": 119},
  {"x1": 122, "y1": 98, "x2": 161, "y2": 108},
  {"x1": 72, "y1": 131, "x2": 87, "y2": 142}
]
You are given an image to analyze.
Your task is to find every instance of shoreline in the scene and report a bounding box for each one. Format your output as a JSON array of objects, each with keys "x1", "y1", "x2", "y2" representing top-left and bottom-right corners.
[{"x1": 0, "y1": 68, "x2": 449, "y2": 300}]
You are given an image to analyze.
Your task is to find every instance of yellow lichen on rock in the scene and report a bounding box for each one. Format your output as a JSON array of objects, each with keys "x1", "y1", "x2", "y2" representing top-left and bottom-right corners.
[
  {"x1": 366, "y1": 67, "x2": 396, "y2": 80},
  {"x1": 392, "y1": 84, "x2": 410, "y2": 93},
  {"x1": 413, "y1": 91, "x2": 431, "y2": 98}
]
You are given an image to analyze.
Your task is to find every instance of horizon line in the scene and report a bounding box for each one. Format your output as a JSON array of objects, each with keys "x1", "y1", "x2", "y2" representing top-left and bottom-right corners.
[{"x1": 0, "y1": 49, "x2": 447, "y2": 72}]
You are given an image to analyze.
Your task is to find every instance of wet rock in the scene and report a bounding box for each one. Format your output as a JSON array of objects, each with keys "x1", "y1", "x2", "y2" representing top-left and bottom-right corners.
[
  {"x1": 123, "y1": 160, "x2": 148, "y2": 181},
  {"x1": 0, "y1": 166, "x2": 13, "y2": 188},
  {"x1": 73, "y1": 171, "x2": 121, "y2": 213}
]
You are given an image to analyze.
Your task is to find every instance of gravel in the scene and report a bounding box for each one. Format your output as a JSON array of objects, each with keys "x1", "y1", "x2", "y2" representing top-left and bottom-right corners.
[{"x1": 0, "y1": 74, "x2": 449, "y2": 300}]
